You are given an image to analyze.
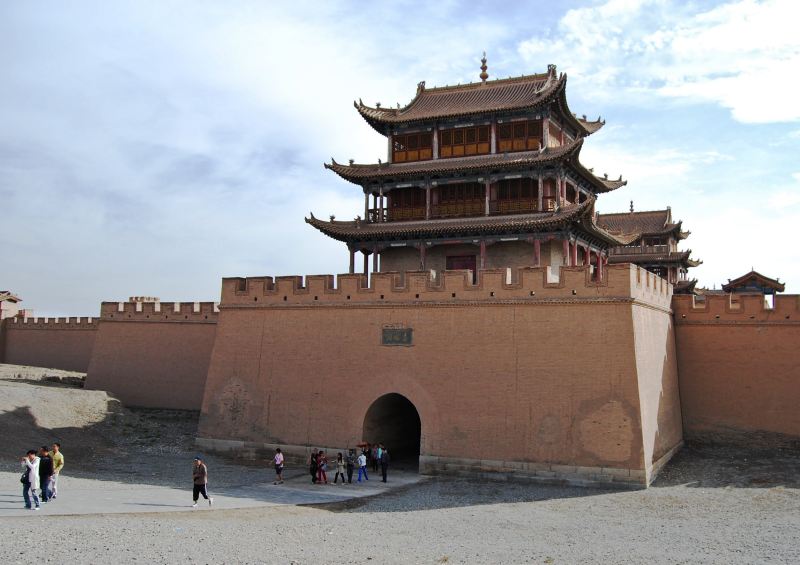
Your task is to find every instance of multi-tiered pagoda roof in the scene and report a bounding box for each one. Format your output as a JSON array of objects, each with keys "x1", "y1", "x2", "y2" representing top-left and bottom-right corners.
[{"x1": 307, "y1": 59, "x2": 631, "y2": 281}]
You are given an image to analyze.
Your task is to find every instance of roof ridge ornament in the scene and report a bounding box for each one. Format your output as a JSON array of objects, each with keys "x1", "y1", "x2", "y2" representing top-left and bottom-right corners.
[
  {"x1": 480, "y1": 52, "x2": 489, "y2": 83},
  {"x1": 417, "y1": 81, "x2": 426, "y2": 95}
]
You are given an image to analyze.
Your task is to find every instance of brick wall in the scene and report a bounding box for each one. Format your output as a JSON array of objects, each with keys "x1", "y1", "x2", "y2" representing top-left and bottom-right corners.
[
  {"x1": 674, "y1": 293, "x2": 800, "y2": 441},
  {"x1": 84, "y1": 301, "x2": 218, "y2": 410},
  {"x1": 198, "y1": 264, "x2": 680, "y2": 486},
  {"x1": 0, "y1": 317, "x2": 98, "y2": 372}
]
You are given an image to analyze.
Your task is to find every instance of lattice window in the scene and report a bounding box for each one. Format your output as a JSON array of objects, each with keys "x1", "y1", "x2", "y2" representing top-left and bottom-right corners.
[
  {"x1": 498, "y1": 120, "x2": 542, "y2": 153},
  {"x1": 393, "y1": 132, "x2": 433, "y2": 163},
  {"x1": 439, "y1": 125, "x2": 490, "y2": 158}
]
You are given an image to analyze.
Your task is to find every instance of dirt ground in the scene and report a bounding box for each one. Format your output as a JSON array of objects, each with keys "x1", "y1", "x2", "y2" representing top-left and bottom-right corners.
[{"x1": 1, "y1": 363, "x2": 798, "y2": 564}]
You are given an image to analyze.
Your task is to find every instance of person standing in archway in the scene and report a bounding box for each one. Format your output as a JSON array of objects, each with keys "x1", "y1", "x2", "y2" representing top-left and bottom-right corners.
[{"x1": 380, "y1": 447, "x2": 390, "y2": 483}]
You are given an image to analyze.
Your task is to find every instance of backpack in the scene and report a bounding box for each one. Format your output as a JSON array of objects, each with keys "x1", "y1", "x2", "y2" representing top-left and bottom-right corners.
[{"x1": 20, "y1": 471, "x2": 29, "y2": 485}]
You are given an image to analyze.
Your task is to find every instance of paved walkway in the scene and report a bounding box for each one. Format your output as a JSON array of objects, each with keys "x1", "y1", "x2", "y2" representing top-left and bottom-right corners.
[{"x1": 0, "y1": 470, "x2": 422, "y2": 517}]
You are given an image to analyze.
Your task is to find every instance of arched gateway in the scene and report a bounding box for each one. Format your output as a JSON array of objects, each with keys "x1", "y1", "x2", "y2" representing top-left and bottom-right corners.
[{"x1": 362, "y1": 393, "x2": 421, "y2": 468}]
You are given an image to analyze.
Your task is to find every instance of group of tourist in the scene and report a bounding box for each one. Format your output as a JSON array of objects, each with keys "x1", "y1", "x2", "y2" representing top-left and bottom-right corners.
[
  {"x1": 19, "y1": 443, "x2": 65, "y2": 510},
  {"x1": 303, "y1": 444, "x2": 391, "y2": 485}
]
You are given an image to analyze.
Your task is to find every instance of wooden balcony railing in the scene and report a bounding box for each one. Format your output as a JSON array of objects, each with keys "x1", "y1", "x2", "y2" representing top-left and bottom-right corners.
[
  {"x1": 610, "y1": 244, "x2": 669, "y2": 255},
  {"x1": 369, "y1": 199, "x2": 556, "y2": 223}
]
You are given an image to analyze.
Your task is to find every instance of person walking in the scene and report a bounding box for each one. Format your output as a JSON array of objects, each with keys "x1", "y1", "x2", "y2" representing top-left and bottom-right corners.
[
  {"x1": 357, "y1": 451, "x2": 369, "y2": 482},
  {"x1": 316, "y1": 450, "x2": 328, "y2": 484},
  {"x1": 38, "y1": 446, "x2": 53, "y2": 503},
  {"x1": 50, "y1": 443, "x2": 64, "y2": 500},
  {"x1": 273, "y1": 448, "x2": 284, "y2": 484},
  {"x1": 20, "y1": 450, "x2": 40, "y2": 510},
  {"x1": 192, "y1": 456, "x2": 213, "y2": 507},
  {"x1": 380, "y1": 447, "x2": 390, "y2": 483},
  {"x1": 333, "y1": 452, "x2": 346, "y2": 485},
  {"x1": 309, "y1": 449, "x2": 318, "y2": 484},
  {"x1": 345, "y1": 449, "x2": 355, "y2": 484}
]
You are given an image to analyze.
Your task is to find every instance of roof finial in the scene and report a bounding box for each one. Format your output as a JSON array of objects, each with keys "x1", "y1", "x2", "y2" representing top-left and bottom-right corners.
[
  {"x1": 630, "y1": 200, "x2": 634, "y2": 213},
  {"x1": 480, "y1": 51, "x2": 488, "y2": 83}
]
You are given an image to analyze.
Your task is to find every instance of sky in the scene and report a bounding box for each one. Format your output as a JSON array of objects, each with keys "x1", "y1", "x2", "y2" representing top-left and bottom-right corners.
[{"x1": 2, "y1": 0, "x2": 799, "y2": 316}]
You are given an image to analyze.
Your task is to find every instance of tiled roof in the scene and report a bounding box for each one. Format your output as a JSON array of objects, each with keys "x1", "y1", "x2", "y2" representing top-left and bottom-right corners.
[
  {"x1": 325, "y1": 138, "x2": 627, "y2": 194},
  {"x1": 607, "y1": 250, "x2": 701, "y2": 266},
  {"x1": 355, "y1": 67, "x2": 604, "y2": 137},
  {"x1": 598, "y1": 209, "x2": 670, "y2": 234},
  {"x1": 722, "y1": 270, "x2": 785, "y2": 292},
  {"x1": 673, "y1": 279, "x2": 698, "y2": 294},
  {"x1": 306, "y1": 198, "x2": 623, "y2": 246},
  {"x1": 0, "y1": 291, "x2": 21, "y2": 303},
  {"x1": 326, "y1": 141, "x2": 578, "y2": 181}
]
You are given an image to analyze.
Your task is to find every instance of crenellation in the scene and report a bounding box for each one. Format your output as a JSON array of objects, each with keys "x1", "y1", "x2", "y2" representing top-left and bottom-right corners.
[
  {"x1": 100, "y1": 300, "x2": 219, "y2": 322},
  {"x1": 217, "y1": 264, "x2": 679, "y2": 310},
  {"x1": 5, "y1": 316, "x2": 96, "y2": 329},
  {"x1": 673, "y1": 293, "x2": 800, "y2": 322}
]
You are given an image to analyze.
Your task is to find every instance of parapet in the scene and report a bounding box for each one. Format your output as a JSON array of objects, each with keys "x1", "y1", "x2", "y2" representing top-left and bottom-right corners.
[
  {"x1": 100, "y1": 301, "x2": 219, "y2": 323},
  {"x1": 673, "y1": 293, "x2": 800, "y2": 323},
  {"x1": 220, "y1": 264, "x2": 672, "y2": 310},
  {"x1": 4, "y1": 316, "x2": 97, "y2": 330}
]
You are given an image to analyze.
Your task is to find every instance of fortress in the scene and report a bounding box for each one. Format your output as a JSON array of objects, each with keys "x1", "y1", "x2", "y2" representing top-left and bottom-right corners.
[{"x1": 2, "y1": 60, "x2": 798, "y2": 488}]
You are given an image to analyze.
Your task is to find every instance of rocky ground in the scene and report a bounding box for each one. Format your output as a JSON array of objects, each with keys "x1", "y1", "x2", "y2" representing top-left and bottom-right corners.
[{"x1": 0, "y1": 364, "x2": 798, "y2": 564}]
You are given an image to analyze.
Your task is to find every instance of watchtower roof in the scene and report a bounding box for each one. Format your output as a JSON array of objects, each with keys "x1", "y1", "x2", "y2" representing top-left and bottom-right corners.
[
  {"x1": 355, "y1": 65, "x2": 604, "y2": 136},
  {"x1": 598, "y1": 209, "x2": 687, "y2": 239},
  {"x1": 722, "y1": 270, "x2": 785, "y2": 293}
]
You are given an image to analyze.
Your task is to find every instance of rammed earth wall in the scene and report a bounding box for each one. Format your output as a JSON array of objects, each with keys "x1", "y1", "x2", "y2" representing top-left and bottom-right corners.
[
  {"x1": 674, "y1": 294, "x2": 800, "y2": 443},
  {"x1": 196, "y1": 264, "x2": 681, "y2": 487},
  {"x1": 83, "y1": 301, "x2": 219, "y2": 410},
  {"x1": 0, "y1": 316, "x2": 98, "y2": 372}
]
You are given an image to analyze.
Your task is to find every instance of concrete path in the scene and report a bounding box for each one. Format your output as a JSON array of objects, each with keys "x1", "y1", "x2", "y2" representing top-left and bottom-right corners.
[{"x1": 0, "y1": 470, "x2": 422, "y2": 517}]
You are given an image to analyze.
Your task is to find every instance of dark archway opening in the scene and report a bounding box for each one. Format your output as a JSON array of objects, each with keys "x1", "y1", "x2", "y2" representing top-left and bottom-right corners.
[{"x1": 362, "y1": 393, "x2": 421, "y2": 470}]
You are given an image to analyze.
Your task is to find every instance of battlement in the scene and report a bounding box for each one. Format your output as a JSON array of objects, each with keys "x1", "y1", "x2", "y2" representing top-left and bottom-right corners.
[
  {"x1": 673, "y1": 293, "x2": 800, "y2": 323},
  {"x1": 4, "y1": 316, "x2": 97, "y2": 329},
  {"x1": 220, "y1": 263, "x2": 671, "y2": 310},
  {"x1": 100, "y1": 301, "x2": 219, "y2": 323}
]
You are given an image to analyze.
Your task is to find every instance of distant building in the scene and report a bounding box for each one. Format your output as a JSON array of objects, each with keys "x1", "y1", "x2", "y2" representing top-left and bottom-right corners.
[
  {"x1": 0, "y1": 291, "x2": 23, "y2": 320},
  {"x1": 598, "y1": 205, "x2": 701, "y2": 292},
  {"x1": 722, "y1": 270, "x2": 785, "y2": 295}
]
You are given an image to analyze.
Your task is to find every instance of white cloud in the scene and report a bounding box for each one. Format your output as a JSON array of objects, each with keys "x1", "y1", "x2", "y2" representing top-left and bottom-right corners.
[{"x1": 518, "y1": 0, "x2": 800, "y2": 123}]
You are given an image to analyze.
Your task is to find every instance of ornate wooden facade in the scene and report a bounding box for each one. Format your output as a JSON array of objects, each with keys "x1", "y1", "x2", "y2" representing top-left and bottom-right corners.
[
  {"x1": 598, "y1": 205, "x2": 701, "y2": 291},
  {"x1": 307, "y1": 59, "x2": 628, "y2": 282}
]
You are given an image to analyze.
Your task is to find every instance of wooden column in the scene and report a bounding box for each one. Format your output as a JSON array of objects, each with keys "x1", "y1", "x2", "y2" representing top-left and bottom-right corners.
[
  {"x1": 595, "y1": 252, "x2": 603, "y2": 283},
  {"x1": 363, "y1": 251, "x2": 369, "y2": 277},
  {"x1": 542, "y1": 116, "x2": 549, "y2": 148},
  {"x1": 490, "y1": 120, "x2": 497, "y2": 154},
  {"x1": 379, "y1": 188, "x2": 384, "y2": 222},
  {"x1": 480, "y1": 240, "x2": 487, "y2": 270},
  {"x1": 419, "y1": 244, "x2": 427, "y2": 271},
  {"x1": 485, "y1": 181, "x2": 491, "y2": 216},
  {"x1": 432, "y1": 127, "x2": 439, "y2": 160},
  {"x1": 537, "y1": 176, "x2": 543, "y2": 211},
  {"x1": 426, "y1": 186, "x2": 431, "y2": 220},
  {"x1": 349, "y1": 248, "x2": 355, "y2": 274},
  {"x1": 373, "y1": 246, "x2": 379, "y2": 273},
  {"x1": 533, "y1": 239, "x2": 541, "y2": 267},
  {"x1": 364, "y1": 193, "x2": 369, "y2": 220},
  {"x1": 571, "y1": 241, "x2": 578, "y2": 266},
  {"x1": 562, "y1": 239, "x2": 569, "y2": 265},
  {"x1": 387, "y1": 135, "x2": 393, "y2": 164}
]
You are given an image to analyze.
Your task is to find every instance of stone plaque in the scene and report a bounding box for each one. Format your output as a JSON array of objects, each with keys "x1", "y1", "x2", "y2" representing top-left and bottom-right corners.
[{"x1": 382, "y1": 327, "x2": 413, "y2": 346}]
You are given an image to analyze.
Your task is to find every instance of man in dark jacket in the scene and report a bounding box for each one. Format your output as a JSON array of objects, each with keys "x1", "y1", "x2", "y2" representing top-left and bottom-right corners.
[
  {"x1": 38, "y1": 446, "x2": 53, "y2": 502},
  {"x1": 380, "y1": 448, "x2": 390, "y2": 483}
]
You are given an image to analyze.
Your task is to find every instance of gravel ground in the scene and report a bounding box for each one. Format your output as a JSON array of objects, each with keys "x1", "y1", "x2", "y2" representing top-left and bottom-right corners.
[{"x1": 1, "y1": 365, "x2": 798, "y2": 564}]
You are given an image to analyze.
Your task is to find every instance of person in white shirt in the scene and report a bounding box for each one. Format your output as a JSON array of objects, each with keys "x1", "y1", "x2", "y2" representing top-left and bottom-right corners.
[
  {"x1": 273, "y1": 448, "x2": 284, "y2": 485},
  {"x1": 357, "y1": 451, "x2": 369, "y2": 482},
  {"x1": 20, "y1": 450, "x2": 41, "y2": 510}
]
